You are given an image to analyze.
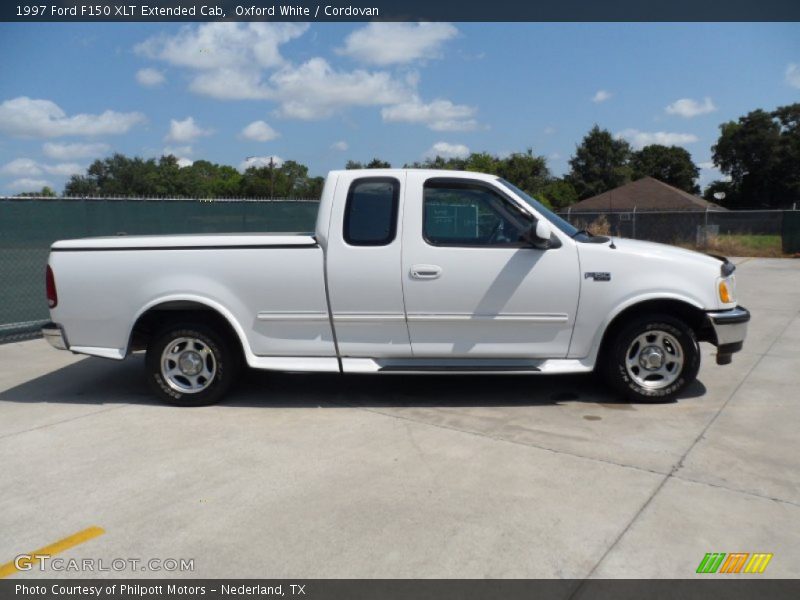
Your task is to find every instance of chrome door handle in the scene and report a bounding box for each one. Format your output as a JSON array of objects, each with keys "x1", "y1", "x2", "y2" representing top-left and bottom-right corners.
[{"x1": 410, "y1": 264, "x2": 442, "y2": 280}]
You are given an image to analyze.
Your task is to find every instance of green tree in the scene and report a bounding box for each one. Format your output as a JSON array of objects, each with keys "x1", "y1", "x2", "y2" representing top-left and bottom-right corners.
[
  {"x1": 702, "y1": 180, "x2": 738, "y2": 206},
  {"x1": 405, "y1": 149, "x2": 557, "y2": 202},
  {"x1": 630, "y1": 145, "x2": 699, "y2": 193},
  {"x1": 65, "y1": 154, "x2": 162, "y2": 196},
  {"x1": 404, "y1": 155, "x2": 466, "y2": 170},
  {"x1": 155, "y1": 155, "x2": 182, "y2": 196},
  {"x1": 367, "y1": 158, "x2": 391, "y2": 169},
  {"x1": 67, "y1": 154, "x2": 251, "y2": 198},
  {"x1": 63, "y1": 175, "x2": 99, "y2": 196},
  {"x1": 711, "y1": 103, "x2": 800, "y2": 208},
  {"x1": 239, "y1": 160, "x2": 322, "y2": 198},
  {"x1": 346, "y1": 158, "x2": 391, "y2": 169},
  {"x1": 495, "y1": 149, "x2": 550, "y2": 196},
  {"x1": 464, "y1": 152, "x2": 499, "y2": 175},
  {"x1": 538, "y1": 179, "x2": 578, "y2": 210},
  {"x1": 16, "y1": 186, "x2": 57, "y2": 197},
  {"x1": 567, "y1": 125, "x2": 632, "y2": 199}
]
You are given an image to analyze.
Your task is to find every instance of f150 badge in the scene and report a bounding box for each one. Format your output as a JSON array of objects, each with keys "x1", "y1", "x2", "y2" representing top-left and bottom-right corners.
[{"x1": 585, "y1": 272, "x2": 611, "y2": 281}]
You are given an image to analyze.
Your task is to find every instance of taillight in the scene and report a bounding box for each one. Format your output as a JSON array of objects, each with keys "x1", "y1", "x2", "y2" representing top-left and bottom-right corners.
[{"x1": 46, "y1": 264, "x2": 58, "y2": 308}]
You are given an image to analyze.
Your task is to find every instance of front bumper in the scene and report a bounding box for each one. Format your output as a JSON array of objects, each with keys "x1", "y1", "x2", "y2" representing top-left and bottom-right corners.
[
  {"x1": 42, "y1": 322, "x2": 69, "y2": 351},
  {"x1": 705, "y1": 305, "x2": 750, "y2": 365}
]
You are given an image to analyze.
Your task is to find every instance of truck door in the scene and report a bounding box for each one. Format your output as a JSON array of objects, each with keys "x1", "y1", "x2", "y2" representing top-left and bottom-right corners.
[
  {"x1": 400, "y1": 173, "x2": 580, "y2": 358},
  {"x1": 324, "y1": 171, "x2": 412, "y2": 357}
]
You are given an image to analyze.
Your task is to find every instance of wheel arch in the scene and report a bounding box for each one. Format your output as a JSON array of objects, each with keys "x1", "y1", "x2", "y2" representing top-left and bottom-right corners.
[
  {"x1": 127, "y1": 296, "x2": 250, "y2": 363},
  {"x1": 595, "y1": 297, "x2": 712, "y2": 368}
]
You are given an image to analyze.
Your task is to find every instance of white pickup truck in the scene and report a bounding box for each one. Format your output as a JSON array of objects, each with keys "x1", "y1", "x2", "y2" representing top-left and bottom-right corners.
[{"x1": 42, "y1": 169, "x2": 749, "y2": 406}]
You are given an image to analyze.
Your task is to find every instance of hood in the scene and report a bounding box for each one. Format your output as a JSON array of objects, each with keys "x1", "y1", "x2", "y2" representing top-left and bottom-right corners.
[{"x1": 604, "y1": 237, "x2": 726, "y2": 272}]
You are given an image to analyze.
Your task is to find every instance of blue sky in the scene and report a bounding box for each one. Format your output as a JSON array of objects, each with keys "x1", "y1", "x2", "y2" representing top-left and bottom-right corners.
[{"x1": 0, "y1": 22, "x2": 798, "y2": 194}]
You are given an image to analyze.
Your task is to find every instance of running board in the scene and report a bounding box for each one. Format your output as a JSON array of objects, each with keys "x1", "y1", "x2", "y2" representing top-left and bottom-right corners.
[
  {"x1": 378, "y1": 365, "x2": 541, "y2": 373},
  {"x1": 341, "y1": 357, "x2": 595, "y2": 374}
]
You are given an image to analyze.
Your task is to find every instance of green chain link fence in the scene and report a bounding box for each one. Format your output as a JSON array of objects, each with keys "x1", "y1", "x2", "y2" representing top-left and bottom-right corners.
[
  {"x1": 0, "y1": 197, "x2": 319, "y2": 343},
  {"x1": 783, "y1": 210, "x2": 800, "y2": 255},
  {"x1": 2, "y1": 199, "x2": 798, "y2": 344}
]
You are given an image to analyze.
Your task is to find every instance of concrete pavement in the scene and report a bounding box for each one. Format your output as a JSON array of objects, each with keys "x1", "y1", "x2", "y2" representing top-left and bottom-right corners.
[{"x1": 0, "y1": 257, "x2": 798, "y2": 579}]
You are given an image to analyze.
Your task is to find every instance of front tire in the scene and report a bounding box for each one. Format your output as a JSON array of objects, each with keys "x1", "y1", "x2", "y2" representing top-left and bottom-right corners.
[
  {"x1": 145, "y1": 323, "x2": 241, "y2": 406},
  {"x1": 603, "y1": 314, "x2": 700, "y2": 403}
]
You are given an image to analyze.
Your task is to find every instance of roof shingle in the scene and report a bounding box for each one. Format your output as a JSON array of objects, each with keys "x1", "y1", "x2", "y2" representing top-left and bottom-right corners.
[{"x1": 569, "y1": 177, "x2": 726, "y2": 212}]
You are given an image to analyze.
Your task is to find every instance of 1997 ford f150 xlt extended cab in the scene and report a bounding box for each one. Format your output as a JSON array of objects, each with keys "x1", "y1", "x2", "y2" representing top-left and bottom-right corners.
[{"x1": 42, "y1": 169, "x2": 750, "y2": 406}]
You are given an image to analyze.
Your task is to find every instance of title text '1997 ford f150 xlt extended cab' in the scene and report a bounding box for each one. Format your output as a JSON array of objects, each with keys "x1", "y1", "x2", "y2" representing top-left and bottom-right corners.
[{"x1": 42, "y1": 169, "x2": 750, "y2": 406}]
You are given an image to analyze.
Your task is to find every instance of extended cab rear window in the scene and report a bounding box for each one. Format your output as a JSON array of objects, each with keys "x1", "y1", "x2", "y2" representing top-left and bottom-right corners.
[{"x1": 343, "y1": 178, "x2": 400, "y2": 246}]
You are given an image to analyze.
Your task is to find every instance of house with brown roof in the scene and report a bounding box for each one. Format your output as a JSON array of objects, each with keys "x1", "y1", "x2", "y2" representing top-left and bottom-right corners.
[{"x1": 568, "y1": 177, "x2": 726, "y2": 212}]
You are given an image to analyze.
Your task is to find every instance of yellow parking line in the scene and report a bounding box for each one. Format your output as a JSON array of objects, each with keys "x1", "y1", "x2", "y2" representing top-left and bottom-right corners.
[{"x1": 0, "y1": 526, "x2": 105, "y2": 579}]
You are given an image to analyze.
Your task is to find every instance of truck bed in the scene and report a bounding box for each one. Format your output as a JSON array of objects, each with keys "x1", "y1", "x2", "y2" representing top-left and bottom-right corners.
[{"x1": 48, "y1": 233, "x2": 333, "y2": 361}]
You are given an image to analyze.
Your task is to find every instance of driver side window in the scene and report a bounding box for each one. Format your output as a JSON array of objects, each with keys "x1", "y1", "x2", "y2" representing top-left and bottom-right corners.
[{"x1": 423, "y1": 180, "x2": 531, "y2": 247}]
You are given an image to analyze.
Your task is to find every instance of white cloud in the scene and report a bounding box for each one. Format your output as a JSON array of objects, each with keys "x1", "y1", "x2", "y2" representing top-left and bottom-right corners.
[
  {"x1": 337, "y1": 22, "x2": 458, "y2": 66},
  {"x1": 786, "y1": 63, "x2": 800, "y2": 89},
  {"x1": 616, "y1": 128, "x2": 699, "y2": 149},
  {"x1": 135, "y1": 23, "x2": 308, "y2": 71},
  {"x1": 176, "y1": 158, "x2": 194, "y2": 168},
  {"x1": 381, "y1": 97, "x2": 478, "y2": 131},
  {"x1": 189, "y1": 68, "x2": 272, "y2": 100},
  {"x1": 0, "y1": 96, "x2": 145, "y2": 138},
  {"x1": 7, "y1": 178, "x2": 53, "y2": 191},
  {"x1": 698, "y1": 161, "x2": 716, "y2": 170},
  {"x1": 269, "y1": 58, "x2": 413, "y2": 119},
  {"x1": 136, "y1": 68, "x2": 166, "y2": 87},
  {"x1": 240, "y1": 155, "x2": 284, "y2": 171},
  {"x1": 240, "y1": 120, "x2": 279, "y2": 142},
  {"x1": 135, "y1": 24, "x2": 420, "y2": 120},
  {"x1": 1, "y1": 158, "x2": 82, "y2": 177},
  {"x1": 405, "y1": 70, "x2": 421, "y2": 88},
  {"x1": 665, "y1": 97, "x2": 717, "y2": 118},
  {"x1": 424, "y1": 142, "x2": 470, "y2": 160},
  {"x1": 543, "y1": 126, "x2": 556, "y2": 135},
  {"x1": 43, "y1": 163, "x2": 84, "y2": 176},
  {"x1": 331, "y1": 141, "x2": 348, "y2": 151},
  {"x1": 187, "y1": 58, "x2": 414, "y2": 117},
  {"x1": 42, "y1": 142, "x2": 109, "y2": 160},
  {"x1": 134, "y1": 23, "x2": 422, "y2": 122},
  {"x1": 165, "y1": 117, "x2": 211, "y2": 143},
  {"x1": 592, "y1": 90, "x2": 612, "y2": 103},
  {"x1": 1, "y1": 158, "x2": 43, "y2": 177},
  {"x1": 137, "y1": 23, "x2": 309, "y2": 103},
  {"x1": 163, "y1": 145, "x2": 193, "y2": 157}
]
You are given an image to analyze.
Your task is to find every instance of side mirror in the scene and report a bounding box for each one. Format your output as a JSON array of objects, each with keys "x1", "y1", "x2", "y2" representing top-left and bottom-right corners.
[
  {"x1": 522, "y1": 220, "x2": 556, "y2": 249},
  {"x1": 535, "y1": 220, "x2": 553, "y2": 242}
]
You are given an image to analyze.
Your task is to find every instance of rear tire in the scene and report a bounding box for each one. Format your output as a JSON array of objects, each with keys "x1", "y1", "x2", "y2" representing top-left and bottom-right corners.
[
  {"x1": 145, "y1": 322, "x2": 241, "y2": 406},
  {"x1": 603, "y1": 314, "x2": 700, "y2": 403}
]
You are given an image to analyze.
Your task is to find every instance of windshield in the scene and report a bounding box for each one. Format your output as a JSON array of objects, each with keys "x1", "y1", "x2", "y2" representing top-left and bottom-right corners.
[{"x1": 497, "y1": 179, "x2": 579, "y2": 237}]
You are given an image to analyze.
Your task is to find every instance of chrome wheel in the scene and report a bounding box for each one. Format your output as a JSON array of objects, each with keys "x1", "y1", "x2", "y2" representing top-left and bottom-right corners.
[
  {"x1": 160, "y1": 337, "x2": 217, "y2": 394},
  {"x1": 624, "y1": 329, "x2": 684, "y2": 390}
]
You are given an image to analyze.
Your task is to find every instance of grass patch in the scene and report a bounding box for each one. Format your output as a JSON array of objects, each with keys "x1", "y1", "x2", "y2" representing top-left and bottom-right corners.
[{"x1": 678, "y1": 234, "x2": 785, "y2": 257}]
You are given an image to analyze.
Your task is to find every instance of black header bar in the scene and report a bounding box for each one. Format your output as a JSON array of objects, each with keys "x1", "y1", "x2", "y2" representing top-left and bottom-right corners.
[
  {"x1": 3, "y1": 0, "x2": 800, "y2": 22},
  {"x1": 3, "y1": 580, "x2": 800, "y2": 600}
]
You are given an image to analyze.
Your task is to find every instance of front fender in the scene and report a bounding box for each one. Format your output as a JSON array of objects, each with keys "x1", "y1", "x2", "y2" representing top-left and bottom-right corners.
[{"x1": 574, "y1": 292, "x2": 707, "y2": 366}]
